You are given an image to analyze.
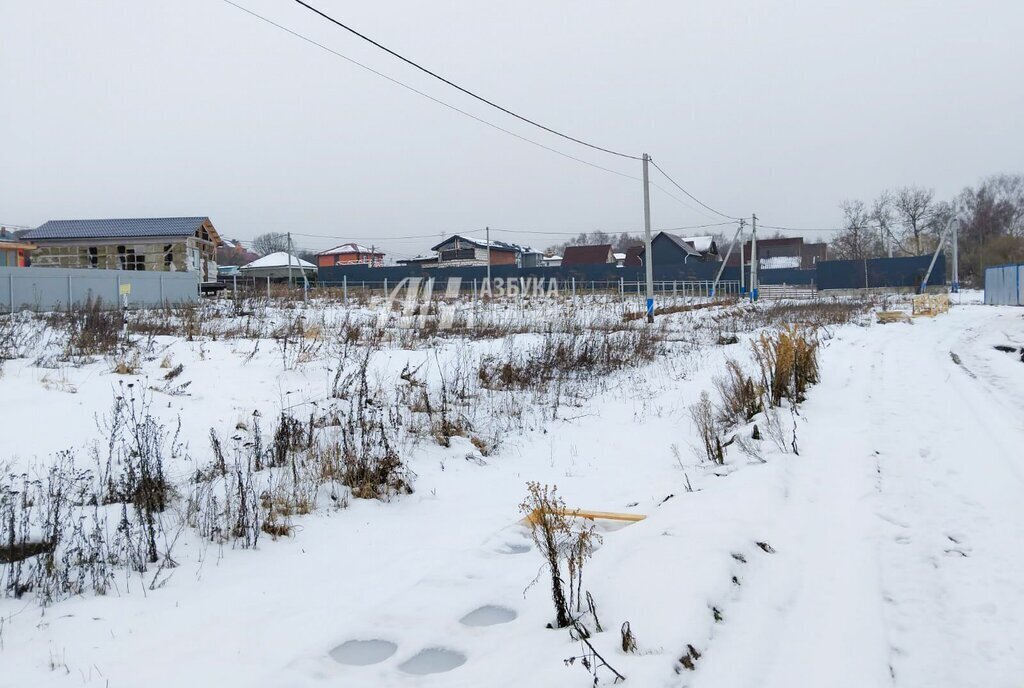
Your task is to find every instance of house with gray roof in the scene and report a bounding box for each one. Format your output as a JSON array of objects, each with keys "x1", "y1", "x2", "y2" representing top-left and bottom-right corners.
[
  {"x1": 634, "y1": 232, "x2": 719, "y2": 266},
  {"x1": 426, "y1": 234, "x2": 537, "y2": 268},
  {"x1": 22, "y1": 217, "x2": 223, "y2": 281}
]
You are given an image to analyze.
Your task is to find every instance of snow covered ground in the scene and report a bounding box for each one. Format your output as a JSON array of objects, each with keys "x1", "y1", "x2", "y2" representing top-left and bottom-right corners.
[{"x1": 1, "y1": 293, "x2": 1023, "y2": 687}]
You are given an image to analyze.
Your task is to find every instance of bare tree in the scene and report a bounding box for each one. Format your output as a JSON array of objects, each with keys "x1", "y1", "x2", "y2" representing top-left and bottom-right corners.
[
  {"x1": 954, "y1": 176, "x2": 1024, "y2": 283},
  {"x1": 893, "y1": 187, "x2": 937, "y2": 255},
  {"x1": 545, "y1": 231, "x2": 640, "y2": 256},
  {"x1": 829, "y1": 200, "x2": 884, "y2": 260},
  {"x1": 252, "y1": 232, "x2": 289, "y2": 256},
  {"x1": 869, "y1": 191, "x2": 902, "y2": 256}
]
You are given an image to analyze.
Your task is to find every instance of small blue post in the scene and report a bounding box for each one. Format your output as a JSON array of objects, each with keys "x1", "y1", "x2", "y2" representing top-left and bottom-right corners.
[
  {"x1": 646, "y1": 298, "x2": 654, "y2": 317},
  {"x1": 751, "y1": 287, "x2": 759, "y2": 302}
]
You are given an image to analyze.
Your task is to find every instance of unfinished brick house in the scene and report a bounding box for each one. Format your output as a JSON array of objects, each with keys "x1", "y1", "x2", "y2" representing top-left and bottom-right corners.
[
  {"x1": 316, "y1": 243, "x2": 384, "y2": 268},
  {"x1": 22, "y1": 217, "x2": 223, "y2": 281}
]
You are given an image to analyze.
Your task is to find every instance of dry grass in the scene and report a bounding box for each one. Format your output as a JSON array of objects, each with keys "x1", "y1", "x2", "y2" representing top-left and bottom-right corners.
[
  {"x1": 690, "y1": 391, "x2": 725, "y2": 465},
  {"x1": 714, "y1": 359, "x2": 763, "y2": 426},
  {"x1": 751, "y1": 325, "x2": 819, "y2": 407}
]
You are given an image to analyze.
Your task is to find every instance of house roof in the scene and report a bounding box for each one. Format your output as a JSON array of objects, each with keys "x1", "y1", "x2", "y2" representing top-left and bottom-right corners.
[
  {"x1": 240, "y1": 252, "x2": 316, "y2": 270},
  {"x1": 759, "y1": 256, "x2": 802, "y2": 269},
  {"x1": 657, "y1": 233, "x2": 703, "y2": 257},
  {"x1": 430, "y1": 234, "x2": 529, "y2": 253},
  {"x1": 319, "y1": 242, "x2": 383, "y2": 256},
  {"x1": 23, "y1": 217, "x2": 222, "y2": 246},
  {"x1": 679, "y1": 235, "x2": 717, "y2": 253},
  {"x1": 624, "y1": 245, "x2": 644, "y2": 267},
  {"x1": 561, "y1": 244, "x2": 613, "y2": 266}
]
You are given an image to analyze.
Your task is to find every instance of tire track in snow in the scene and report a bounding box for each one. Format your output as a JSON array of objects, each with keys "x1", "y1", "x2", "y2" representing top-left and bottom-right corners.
[
  {"x1": 873, "y1": 310, "x2": 1024, "y2": 687},
  {"x1": 690, "y1": 329, "x2": 893, "y2": 688}
]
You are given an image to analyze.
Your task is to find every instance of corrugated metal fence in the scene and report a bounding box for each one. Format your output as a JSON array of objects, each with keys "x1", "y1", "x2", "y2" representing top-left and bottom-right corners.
[
  {"x1": 319, "y1": 254, "x2": 941, "y2": 291},
  {"x1": 0, "y1": 266, "x2": 199, "y2": 313},
  {"x1": 984, "y1": 264, "x2": 1024, "y2": 306}
]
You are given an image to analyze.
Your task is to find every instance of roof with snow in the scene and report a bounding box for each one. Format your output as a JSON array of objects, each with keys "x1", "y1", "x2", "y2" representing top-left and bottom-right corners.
[
  {"x1": 430, "y1": 234, "x2": 533, "y2": 254},
  {"x1": 759, "y1": 256, "x2": 802, "y2": 269},
  {"x1": 24, "y1": 217, "x2": 222, "y2": 245},
  {"x1": 319, "y1": 243, "x2": 383, "y2": 256},
  {"x1": 241, "y1": 252, "x2": 316, "y2": 270},
  {"x1": 679, "y1": 236, "x2": 717, "y2": 254}
]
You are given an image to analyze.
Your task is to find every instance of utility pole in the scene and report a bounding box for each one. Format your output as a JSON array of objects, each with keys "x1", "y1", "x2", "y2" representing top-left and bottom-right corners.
[
  {"x1": 738, "y1": 219, "x2": 745, "y2": 294},
  {"x1": 951, "y1": 218, "x2": 960, "y2": 293},
  {"x1": 287, "y1": 232, "x2": 294, "y2": 288},
  {"x1": 711, "y1": 218, "x2": 744, "y2": 297},
  {"x1": 921, "y1": 216, "x2": 957, "y2": 293},
  {"x1": 642, "y1": 153, "x2": 654, "y2": 322},
  {"x1": 485, "y1": 226, "x2": 491, "y2": 287},
  {"x1": 749, "y1": 214, "x2": 758, "y2": 301}
]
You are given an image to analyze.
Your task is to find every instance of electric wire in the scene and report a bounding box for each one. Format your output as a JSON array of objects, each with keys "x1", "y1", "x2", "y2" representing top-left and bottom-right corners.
[
  {"x1": 647, "y1": 157, "x2": 742, "y2": 221},
  {"x1": 291, "y1": 0, "x2": 641, "y2": 161},
  {"x1": 217, "y1": 0, "x2": 642, "y2": 182},
  {"x1": 218, "y1": 1, "x2": 758, "y2": 225}
]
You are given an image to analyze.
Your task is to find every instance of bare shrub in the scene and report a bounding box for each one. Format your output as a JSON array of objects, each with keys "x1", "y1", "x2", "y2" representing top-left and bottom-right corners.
[
  {"x1": 109, "y1": 348, "x2": 141, "y2": 375},
  {"x1": 520, "y1": 482, "x2": 603, "y2": 629},
  {"x1": 186, "y1": 455, "x2": 262, "y2": 549},
  {"x1": 520, "y1": 482, "x2": 572, "y2": 628},
  {"x1": 0, "y1": 313, "x2": 43, "y2": 360},
  {"x1": 95, "y1": 388, "x2": 180, "y2": 565},
  {"x1": 751, "y1": 325, "x2": 819, "y2": 407},
  {"x1": 273, "y1": 314, "x2": 324, "y2": 370},
  {"x1": 479, "y1": 329, "x2": 662, "y2": 392},
  {"x1": 690, "y1": 392, "x2": 724, "y2": 465},
  {"x1": 713, "y1": 358, "x2": 763, "y2": 426},
  {"x1": 53, "y1": 297, "x2": 125, "y2": 358},
  {"x1": 336, "y1": 364, "x2": 410, "y2": 500},
  {"x1": 621, "y1": 621, "x2": 638, "y2": 653},
  {"x1": 2, "y1": 442, "x2": 180, "y2": 605}
]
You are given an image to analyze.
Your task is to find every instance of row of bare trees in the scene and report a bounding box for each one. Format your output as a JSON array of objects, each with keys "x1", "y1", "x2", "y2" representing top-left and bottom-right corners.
[
  {"x1": 545, "y1": 231, "x2": 641, "y2": 256},
  {"x1": 830, "y1": 174, "x2": 1024, "y2": 285}
]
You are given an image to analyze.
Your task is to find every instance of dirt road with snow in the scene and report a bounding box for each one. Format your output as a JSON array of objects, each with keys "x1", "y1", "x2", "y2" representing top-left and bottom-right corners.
[{"x1": 694, "y1": 305, "x2": 1024, "y2": 688}]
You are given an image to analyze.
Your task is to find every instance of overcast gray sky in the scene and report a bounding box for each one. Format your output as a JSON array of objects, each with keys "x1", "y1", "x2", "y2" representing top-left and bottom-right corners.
[{"x1": 2, "y1": 0, "x2": 1022, "y2": 259}]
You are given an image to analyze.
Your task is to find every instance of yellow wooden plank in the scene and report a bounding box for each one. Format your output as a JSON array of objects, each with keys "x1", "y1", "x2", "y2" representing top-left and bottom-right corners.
[{"x1": 523, "y1": 507, "x2": 647, "y2": 525}]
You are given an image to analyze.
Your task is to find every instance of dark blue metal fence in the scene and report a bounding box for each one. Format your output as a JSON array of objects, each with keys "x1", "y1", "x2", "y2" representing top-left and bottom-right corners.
[
  {"x1": 815, "y1": 254, "x2": 942, "y2": 290},
  {"x1": 318, "y1": 253, "x2": 942, "y2": 291}
]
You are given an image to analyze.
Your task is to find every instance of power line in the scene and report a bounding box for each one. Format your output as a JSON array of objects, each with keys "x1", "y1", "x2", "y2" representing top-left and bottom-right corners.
[
  {"x1": 219, "y1": 1, "x2": 751, "y2": 226},
  {"x1": 218, "y1": 0, "x2": 646, "y2": 184},
  {"x1": 489, "y1": 221, "x2": 736, "y2": 237},
  {"x1": 758, "y1": 222, "x2": 883, "y2": 233},
  {"x1": 290, "y1": 0, "x2": 641, "y2": 161},
  {"x1": 220, "y1": 2, "x2": 861, "y2": 242},
  {"x1": 647, "y1": 157, "x2": 741, "y2": 221}
]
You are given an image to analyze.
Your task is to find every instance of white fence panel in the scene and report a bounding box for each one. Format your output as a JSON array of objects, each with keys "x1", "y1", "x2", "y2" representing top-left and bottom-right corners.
[{"x1": 0, "y1": 266, "x2": 199, "y2": 312}]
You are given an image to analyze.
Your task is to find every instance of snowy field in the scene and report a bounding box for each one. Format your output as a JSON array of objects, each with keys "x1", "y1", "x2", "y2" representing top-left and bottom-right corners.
[{"x1": 1, "y1": 290, "x2": 1023, "y2": 687}]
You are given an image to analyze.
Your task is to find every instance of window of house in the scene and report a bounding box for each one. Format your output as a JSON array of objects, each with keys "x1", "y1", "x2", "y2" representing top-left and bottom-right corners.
[
  {"x1": 117, "y1": 245, "x2": 145, "y2": 271},
  {"x1": 164, "y1": 244, "x2": 174, "y2": 269},
  {"x1": 88, "y1": 246, "x2": 98, "y2": 267}
]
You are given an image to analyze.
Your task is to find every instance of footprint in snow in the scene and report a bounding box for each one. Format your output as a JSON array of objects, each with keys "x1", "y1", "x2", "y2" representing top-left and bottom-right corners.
[
  {"x1": 459, "y1": 605, "x2": 518, "y2": 627},
  {"x1": 329, "y1": 639, "x2": 398, "y2": 666},
  {"x1": 398, "y1": 648, "x2": 467, "y2": 675}
]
